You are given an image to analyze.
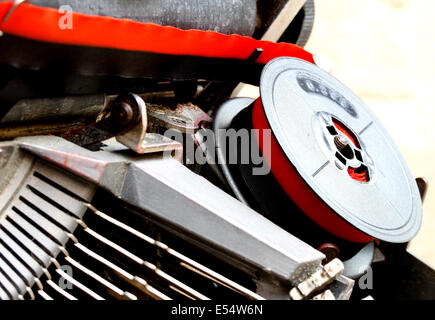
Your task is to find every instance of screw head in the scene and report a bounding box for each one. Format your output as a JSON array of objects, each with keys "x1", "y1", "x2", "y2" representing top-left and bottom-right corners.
[
  {"x1": 317, "y1": 243, "x2": 340, "y2": 264},
  {"x1": 114, "y1": 102, "x2": 134, "y2": 127}
]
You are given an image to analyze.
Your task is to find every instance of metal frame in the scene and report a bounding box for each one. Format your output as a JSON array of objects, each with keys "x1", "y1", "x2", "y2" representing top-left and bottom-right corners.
[{"x1": 6, "y1": 135, "x2": 326, "y2": 289}]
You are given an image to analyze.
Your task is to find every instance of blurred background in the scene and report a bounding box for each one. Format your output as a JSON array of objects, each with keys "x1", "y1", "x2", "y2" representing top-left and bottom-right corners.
[{"x1": 304, "y1": 0, "x2": 435, "y2": 267}]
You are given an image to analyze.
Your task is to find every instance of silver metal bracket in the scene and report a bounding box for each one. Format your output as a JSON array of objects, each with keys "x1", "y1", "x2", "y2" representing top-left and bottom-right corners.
[{"x1": 115, "y1": 96, "x2": 183, "y2": 159}]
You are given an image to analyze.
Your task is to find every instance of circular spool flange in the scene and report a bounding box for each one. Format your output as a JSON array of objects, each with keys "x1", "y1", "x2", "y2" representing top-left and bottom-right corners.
[
  {"x1": 214, "y1": 97, "x2": 256, "y2": 205},
  {"x1": 254, "y1": 57, "x2": 422, "y2": 243}
]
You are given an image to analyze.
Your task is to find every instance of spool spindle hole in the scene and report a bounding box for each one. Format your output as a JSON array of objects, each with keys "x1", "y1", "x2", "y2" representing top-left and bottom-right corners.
[
  {"x1": 335, "y1": 152, "x2": 347, "y2": 166},
  {"x1": 331, "y1": 117, "x2": 361, "y2": 149},
  {"x1": 327, "y1": 125, "x2": 338, "y2": 135},
  {"x1": 323, "y1": 116, "x2": 370, "y2": 182},
  {"x1": 354, "y1": 149, "x2": 363, "y2": 162},
  {"x1": 348, "y1": 164, "x2": 370, "y2": 183},
  {"x1": 334, "y1": 135, "x2": 355, "y2": 160}
]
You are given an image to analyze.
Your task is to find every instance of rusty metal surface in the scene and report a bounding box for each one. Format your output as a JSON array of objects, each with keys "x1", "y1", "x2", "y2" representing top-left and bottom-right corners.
[
  {"x1": 317, "y1": 243, "x2": 340, "y2": 265},
  {"x1": 0, "y1": 95, "x2": 106, "y2": 124},
  {"x1": 147, "y1": 102, "x2": 212, "y2": 134},
  {"x1": 0, "y1": 121, "x2": 90, "y2": 141},
  {"x1": 61, "y1": 93, "x2": 142, "y2": 147},
  {"x1": 0, "y1": 95, "x2": 107, "y2": 140}
]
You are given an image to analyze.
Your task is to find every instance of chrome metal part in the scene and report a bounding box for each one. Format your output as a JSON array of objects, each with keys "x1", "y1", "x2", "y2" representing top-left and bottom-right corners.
[
  {"x1": 0, "y1": 145, "x2": 96, "y2": 299},
  {"x1": 312, "y1": 289, "x2": 335, "y2": 300},
  {"x1": 10, "y1": 135, "x2": 324, "y2": 288},
  {"x1": 0, "y1": 139, "x2": 273, "y2": 300},
  {"x1": 82, "y1": 203, "x2": 264, "y2": 300},
  {"x1": 329, "y1": 274, "x2": 354, "y2": 300},
  {"x1": 289, "y1": 258, "x2": 345, "y2": 300},
  {"x1": 343, "y1": 242, "x2": 375, "y2": 279},
  {"x1": 115, "y1": 94, "x2": 148, "y2": 153},
  {"x1": 114, "y1": 96, "x2": 184, "y2": 158},
  {"x1": 214, "y1": 97, "x2": 256, "y2": 205}
]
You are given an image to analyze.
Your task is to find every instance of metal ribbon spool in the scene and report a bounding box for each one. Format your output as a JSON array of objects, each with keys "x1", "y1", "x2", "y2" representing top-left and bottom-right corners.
[{"x1": 216, "y1": 57, "x2": 422, "y2": 244}]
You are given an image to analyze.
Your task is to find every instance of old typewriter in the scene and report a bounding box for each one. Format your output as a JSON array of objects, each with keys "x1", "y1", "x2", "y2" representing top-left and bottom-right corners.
[{"x1": 0, "y1": 0, "x2": 433, "y2": 300}]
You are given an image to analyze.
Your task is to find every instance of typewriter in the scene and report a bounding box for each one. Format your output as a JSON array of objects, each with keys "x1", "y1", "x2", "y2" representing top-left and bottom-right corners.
[{"x1": 0, "y1": 0, "x2": 433, "y2": 300}]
